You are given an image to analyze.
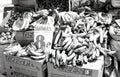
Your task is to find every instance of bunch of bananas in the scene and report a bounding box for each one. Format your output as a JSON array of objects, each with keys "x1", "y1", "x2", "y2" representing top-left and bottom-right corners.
[
  {"x1": 50, "y1": 28, "x2": 115, "y2": 67},
  {"x1": 4, "y1": 42, "x2": 25, "y2": 56},
  {"x1": 53, "y1": 9, "x2": 79, "y2": 25},
  {"x1": 26, "y1": 42, "x2": 46, "y2": 60},
  {"x1": 4, "y1": 42, "x2": 46, "y2": 60},
  {"x1": 49, "y1": 9, "x2": 115, "y2": 67},
  {"x1": 32, "y1": 16, "x2": 54, "y2": 26},
  {"x1": 49, "y1": 33, "x2": 100, "y2": 67}
]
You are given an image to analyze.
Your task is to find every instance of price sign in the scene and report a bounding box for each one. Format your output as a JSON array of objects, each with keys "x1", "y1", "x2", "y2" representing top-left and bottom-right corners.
[{"x1": 34, "y1": 23, "x2": 54, "y2": 49}]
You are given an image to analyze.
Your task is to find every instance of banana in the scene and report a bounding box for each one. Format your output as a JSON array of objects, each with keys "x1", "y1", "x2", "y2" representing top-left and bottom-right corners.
[
  {"x1": 56, "y1": 50, "x2": 61, "y2": 60},
  {"x1": 107, "y1": 13, "x2": 112, "y2": 24},
  {"x1": 30, "y1": 42, "x2": 37, "y2": 50},
  {"x1": 16, "y1": 48, "x2": 28, "y2": 57},
  {"x1": 68, "y1": 49, "x2": 74, "y2": 56},
  {"x1": 63, "y1": 37, "x2": 72, "y2": 50},
  {"x1": 51, "y1": 58, "x2": 56, "y2": 66},
  {"x1": 98, "y1": 45, "x2": 107, "y2": 56},
  {"x1": 86, "y1": 17, "x2": 95, "y2": 30},
  {"x1": 63, "y1": 14, "x2": 70, "y2": 23},
  {"x1": 51, "y1": 50, "x2": 56, "y2": 58},
  {"x1": 66, "y1": 11, "x2": 79, "y2": 20},
  {"x1": 30, "y1": 55, "x2": 46, "y2": 60},
  {"x1": 61, "y1": 14, "x2": 66, "y2": 24},
  {"x1": 72, "y1": 55, "x2": 77, "y2": 66},
  {"x1": 66, "y1": 52, "x2": 75, "y2": 61},
  {"x1": 24, "y1": 19, "x2": 30, "y2": 30},
  {"x1": 62, "y1": 37, "x2": 71, "y2": 46},
  {"x1": 54, "y1": 30, "x2": 62, "y2": 45},
  {"x1": 55, "y1": 57, "x2": 60, "y2": 67},
  {"x1": 109, "y1": 26, "x2": 115, "y2": 36},
  {"x1": 77, "y1": 55, "x2": 84, "y2": 66},
  {"x1": 82, "y1": 43, "x2": 93, "y2": 55},
  {"x1": 91, "y1": 50, "x2": 97, "y2": 59},
  {"x1": 93, "y1": 33, "x2": 100, "y2": 47},
  {"x1": 61, "y1": 51, "x2": 67, "y2": 64},
  {"x1": 4, "y1": 43, "x2": 22, "y2": 53},
  {"x1": 66, "y1": 41, "x2": 73, "y2": 51},
  {"x1": 83, "y1": 55, "x2": 88, "y2": 64},
  {"x1": 72, "y1": 36, "x2": 82, "y2": 49},
  {"x1": 27, "y1": 46, "x2": 44, "y2": 56},
  {"x1": 95, "y1": 48, "x2": 100, "y2": 57},
  {"x1": 74, "y1": 46, "x2": 86, "y2": 54},
  {"x1": 77, "y1": 37, "x2": 85, "y2": 43},
  {"x1": 65, "y1": 13, "x2": 74, "y2": 23},
  {"x1": 89, "y1": 33, "x2": 94, "y2": 42},
  {"x1": 35, "y1": 48, "x2": 44, "y2": 53},
  {"x1": 4, "y1": 50, "x2": 18, "y2": 55},
  {"x1": 98, "y1": 28, "x2": 104, "y2": 44}
]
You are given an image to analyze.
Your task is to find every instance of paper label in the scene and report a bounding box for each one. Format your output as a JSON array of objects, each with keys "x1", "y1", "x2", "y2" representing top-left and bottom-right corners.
[{"x1": 34, "y1": 24, "x2": 54, "y2": 49}]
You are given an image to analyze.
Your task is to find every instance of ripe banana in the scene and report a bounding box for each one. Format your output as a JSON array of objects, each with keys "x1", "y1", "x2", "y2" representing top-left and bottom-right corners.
[
  {"x1": 30, "y1": 55, "x2": 46, "y2": 60},
  {"x1": 51, "y1": 50, "x2": 56, "y2": 58},
  {"x1": 63, "y1": 37, "x2": 72, "y2": 50},
  {"x1": 55, "y1": 57, "x2": 60, "y2": 67},
  {"x1": 95, "y1": 48, "x2": 100, "y2": 57},
  {"x1": 77, "y1": 55, "x2": 84, "y2": 66},
  {"x1": 72, "y1": 55, "x2": 77, "y2": 66},
  {"x1": 54, "y1": 30, "x2": 62, "y2": 45},
  {"x1": 68, "y1": 49, "x2": 74, "y2": 56},
  {"x1": 61, "y1": 51, "x2": 67, "y2": 64},
  {"x1": 66, "y1": 52, "x2": 75, "y2": 61},
  {"x1": 74, "y1": 46, "x2": 86, "y2": 54},
  {"x1": 91, "y1": 50, "x2": 97, "y2": 59},
  {"x1": 66, "y1": 41, "x2": 73, "y2": 51},
  {"x1": 28, "y1": 46, "x2": 44, "y2": 56},
  {"x1": 66, "y1": 11, "x2": 79, "y2": 20},
  {"x1": 62, "y1": 37, "x2": 72, "y2": 46},
  {"x1": 83, "y1": 55, "x2": 88, "y2": 64},
  {"x1": 16, "y1": 48, "x2": 28, "y2": 57},
  {"x1": 56, "y1": 50, "x2": 61, "y2": 60}
]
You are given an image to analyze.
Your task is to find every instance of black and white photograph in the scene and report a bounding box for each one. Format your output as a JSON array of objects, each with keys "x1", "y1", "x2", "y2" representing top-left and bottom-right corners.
[{"x1": 0, "y1": 0, "x2": 120, "y2": 77}]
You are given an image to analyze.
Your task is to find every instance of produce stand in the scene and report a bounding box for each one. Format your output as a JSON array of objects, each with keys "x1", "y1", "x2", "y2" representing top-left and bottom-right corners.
[{"x1": 0, "y1": 0, "x2": 120, "y2": 77}]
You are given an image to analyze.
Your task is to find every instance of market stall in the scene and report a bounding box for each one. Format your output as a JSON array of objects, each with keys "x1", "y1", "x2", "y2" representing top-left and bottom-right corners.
[{"x1": 0, "y1": 0, "x2": 120, "y2": 77}]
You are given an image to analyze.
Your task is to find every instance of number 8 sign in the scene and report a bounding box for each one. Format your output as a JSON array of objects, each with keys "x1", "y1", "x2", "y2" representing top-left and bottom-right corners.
[{"x1": 34, "y1": 35, "x2": 45, "y2": 49}]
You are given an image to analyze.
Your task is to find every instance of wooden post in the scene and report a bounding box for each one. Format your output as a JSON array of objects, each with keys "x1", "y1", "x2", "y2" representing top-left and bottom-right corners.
[{"x1": 69, "y1": 0, "x2": 71, "y2": 11}]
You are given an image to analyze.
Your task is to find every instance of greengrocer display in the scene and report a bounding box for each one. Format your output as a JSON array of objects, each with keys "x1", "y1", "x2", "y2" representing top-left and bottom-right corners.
[{"x1": 1, "y1": 0, "x2": 120, "y2": 77}]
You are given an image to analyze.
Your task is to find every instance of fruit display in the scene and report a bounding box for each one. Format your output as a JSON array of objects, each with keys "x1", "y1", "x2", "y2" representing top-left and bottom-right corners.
[
  {"x1": 48, "y1": 7, "x2": 116, "y2": 67},
  {"x1": 1, "y1": 2, "x2": 120, "y2": 77}
]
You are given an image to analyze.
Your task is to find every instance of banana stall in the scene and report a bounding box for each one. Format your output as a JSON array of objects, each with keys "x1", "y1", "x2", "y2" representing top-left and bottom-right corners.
[{"x1": 0, "y1": 0, "x2": 120, "y2": 77}]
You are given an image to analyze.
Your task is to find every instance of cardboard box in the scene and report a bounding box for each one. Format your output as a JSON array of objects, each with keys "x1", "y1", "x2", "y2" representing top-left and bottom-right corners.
[
  {"x1": 47, "y1": 56, "x2": 104, "y2": 77},
  {"x1": 3, "y1": 54, "x2": 47, "y2": 77},
  {"x1": 0, "y1": 45, "x2": 8, "y2": 74}
]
